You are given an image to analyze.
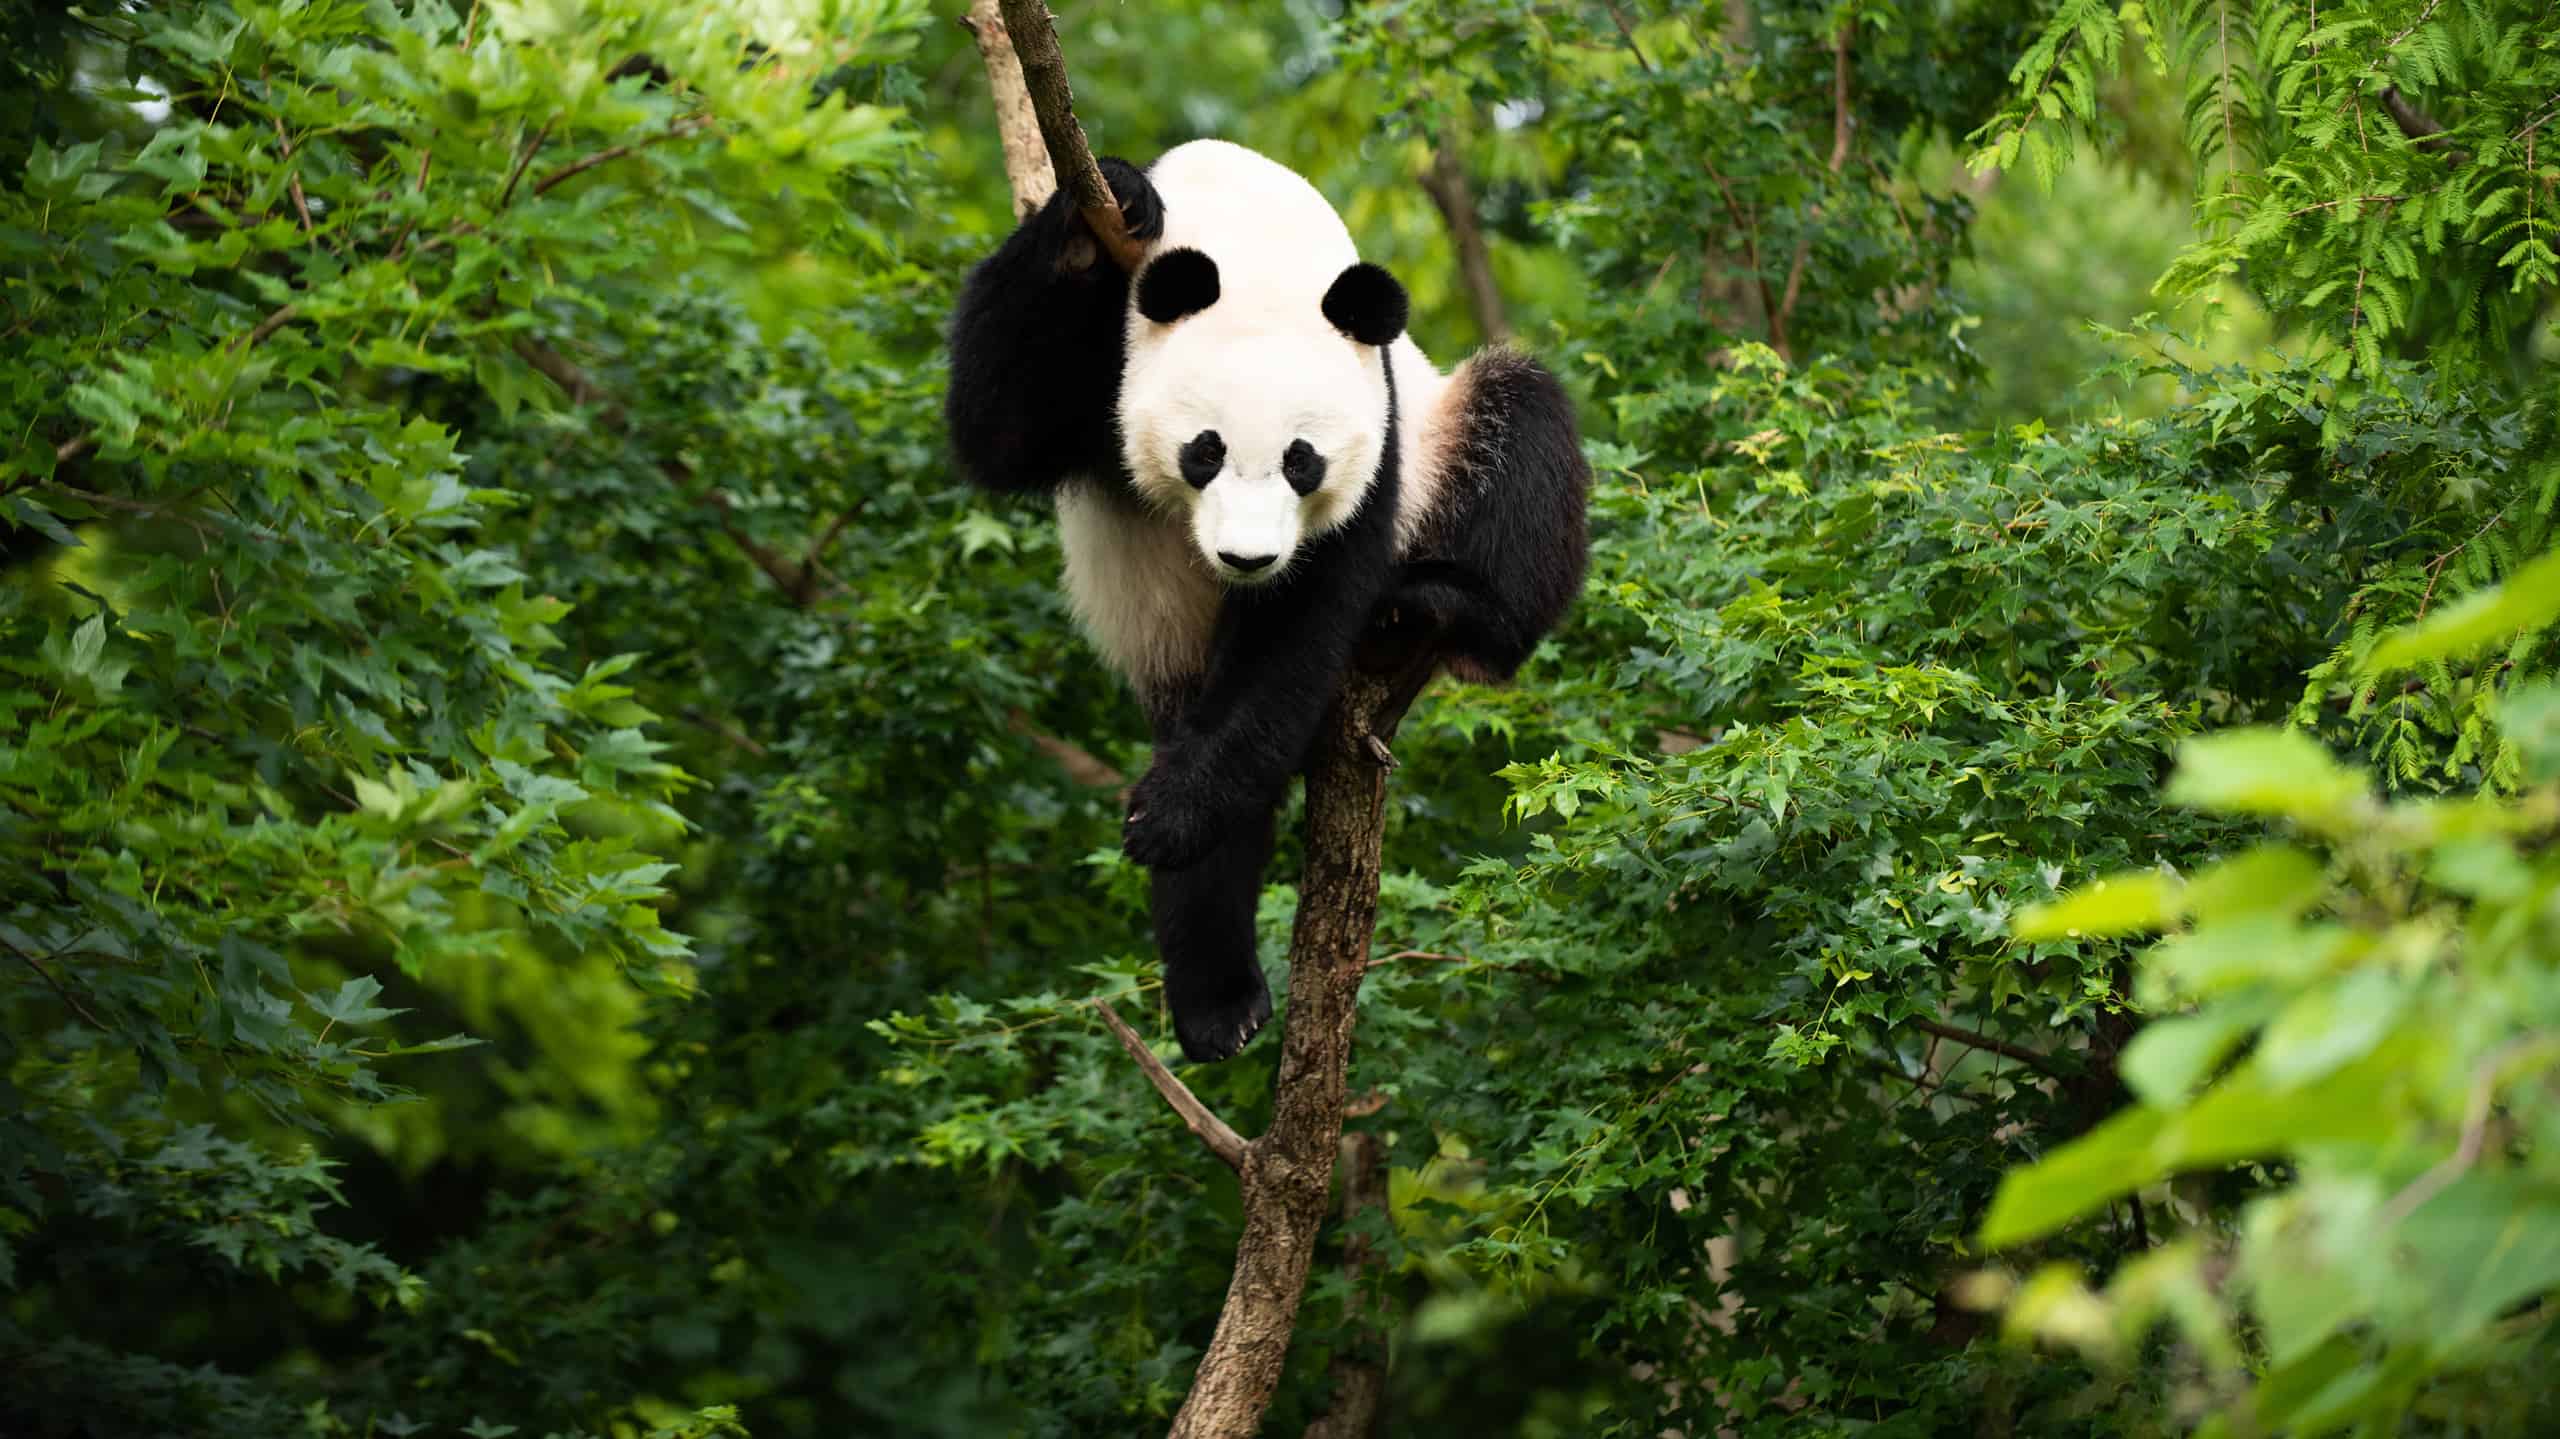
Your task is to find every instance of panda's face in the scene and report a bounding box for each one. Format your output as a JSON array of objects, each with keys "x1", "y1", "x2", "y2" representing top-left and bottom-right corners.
[{"x1": 1118, "y1": 249, "x2": 1407, "y2": 587}]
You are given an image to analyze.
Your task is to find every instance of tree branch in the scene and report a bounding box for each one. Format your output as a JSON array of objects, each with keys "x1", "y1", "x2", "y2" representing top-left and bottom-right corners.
[
  {"x1": 1094, "y1": 998, "x2": 1247, "y2": 1171},
  {"x1": 1772, "y1": 25, "x2": 1853, "y2": 361},
  {"x1": 1301, "y1": 1129, "x2": 1388, "y2": 1439},
  {"x1": 1418, "y1": 145, "x2": 1512, "y2": 344},
  {"x1": 1007, "y1": 710, "x2": 1125, "y2": 788},
  {"x1": 1169, "y1": 666, "x2": 1420, "y2": 1438},
  {"x1": 530, "y1": 114, "x2": 714, "y2": 199},
  {"x1": 8, "y1": 939, "x2": 109, "y2": 1031},
  {"x1": 961, "y1": 1, "x2": 1056, "y2": 218},
  {"x1": 1902, "y1": 1016, "x2": 2070, "y2": 1080},
  {"x1": 994, "y1": 0, "x2": 1147, "y2": 273},
  {"x1": 1603, "y1": 4, "x2": 1655, "y2": 72}
]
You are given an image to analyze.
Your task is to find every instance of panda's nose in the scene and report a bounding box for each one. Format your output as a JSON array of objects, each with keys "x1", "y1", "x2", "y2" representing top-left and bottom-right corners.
[{"x1": 1217, "y1": 551, "x2": 1277, "y2": 574}]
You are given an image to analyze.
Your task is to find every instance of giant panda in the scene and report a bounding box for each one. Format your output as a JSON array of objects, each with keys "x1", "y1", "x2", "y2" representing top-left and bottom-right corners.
[{"x1": 945, "y1": 139, "x2": 1589, "y2": 1063}]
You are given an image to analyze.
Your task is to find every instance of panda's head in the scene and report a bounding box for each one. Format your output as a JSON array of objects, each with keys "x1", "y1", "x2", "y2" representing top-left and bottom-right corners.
[{"x1": 1118, "y1": 246, "x2": 1409, "y2": 586}]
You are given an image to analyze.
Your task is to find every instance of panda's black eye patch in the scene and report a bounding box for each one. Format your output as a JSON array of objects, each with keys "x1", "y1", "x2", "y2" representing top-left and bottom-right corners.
[
  {"x1": 1281, "y1": 439, "x2": 1327, "y2": 496},
  {"x1": 1179, "y1": 430, "x2": 1225, "y2": 488}
]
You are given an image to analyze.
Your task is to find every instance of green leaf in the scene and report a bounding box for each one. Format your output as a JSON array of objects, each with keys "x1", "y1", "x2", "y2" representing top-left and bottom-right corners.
[
  {"x1": 2163, "y1": 729, "x2": 2369, "y2": 832},
  {"x1": 2365, "y1": 547, "x2": 2560, "y2": 671},
  {"x1": 2014, "y1": 871, "x2": 2180, "y2": 940},
  {"x1": 2119, "y1": 994, "x2": 2278, "y2": 1104},
  {"x1": 1980, "y1": 1105, "x2": 2170, "y2": 1248},
  {"x1": 309, "y1": 976, "x2": 404, "y2": 1028}
]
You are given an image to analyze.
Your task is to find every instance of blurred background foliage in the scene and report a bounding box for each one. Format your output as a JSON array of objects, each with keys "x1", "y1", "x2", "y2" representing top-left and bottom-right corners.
[{"x1": 3, "y1": 0, "x2": 2556, "y2": 1435}]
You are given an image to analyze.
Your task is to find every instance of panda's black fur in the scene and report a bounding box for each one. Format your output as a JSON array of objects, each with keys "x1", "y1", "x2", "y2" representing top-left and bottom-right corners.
[{"x1": 945, "y1": 148, "x2": 1588, "y2": 1062}]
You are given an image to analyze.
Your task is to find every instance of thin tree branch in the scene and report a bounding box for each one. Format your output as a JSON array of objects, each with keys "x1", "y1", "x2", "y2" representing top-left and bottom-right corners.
[
  {"x1": 233, "y1": 302, "x2": 302, "y2": 353},
  {"x1": 1700, "y1": 156, "x2": 1778, "y2": 341},
  {"x1": 961, "y1": 1, "x2": 1056, "y2": 217},
  {"x1": 2376, "y1": 1036, "x2": 2548, "y2": 1229},
  {"x1": 801, "y1": 500, "x2": 866, "y2": 574},
  {"x1": 678, "y1": 706, "x2": 772, "y2": 757},
  {"x1": 1902, "y1": 1016, "x2": 2070, "y2": 1080},
  {"x1": 269, "y1": 110, "x2": 315, "y2": 237},
  {"x1": 1604, "y1": 4, "x2": 1655, "y2": 72},
  {"x1": 1772, "y1": 25, "x2": 1853, "y2": 361},
  {"x1": 8, "y1": 940, "x2": 109, "y2": 1031},
  {"x1": 531, "y1": 114, "x2": 714, "y2": 199},
  {"x1": 1007, "y1": 710, "x2": 1126, "y2": 788},
  {"x1": 1418, "y1": 145, "x2": 1512, "y2": 344},
  {"x1": 496, "y1": 117, "x2": 557, "y2": 209},
  {"x1": 995, "y1": 0, "x2": 1147, "y2": 273},
  {"x1": 1094, "y1": 998, "x2": 1248, "y2": 1171}
]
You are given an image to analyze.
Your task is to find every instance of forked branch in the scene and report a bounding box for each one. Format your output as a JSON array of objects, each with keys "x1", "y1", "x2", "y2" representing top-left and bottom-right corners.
[{"x1": 993, "y1": 0, "x2": 1149, "y2": 273}]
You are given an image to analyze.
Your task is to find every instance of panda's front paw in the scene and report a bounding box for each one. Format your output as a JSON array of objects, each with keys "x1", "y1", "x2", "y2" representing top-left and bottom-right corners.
[
  {"x1": 1096, "y1": 156, "x2": 1166, "y2": 242},
  {"x1": 1122, "y1": 762, "x2": 1225, "y2": 871}
]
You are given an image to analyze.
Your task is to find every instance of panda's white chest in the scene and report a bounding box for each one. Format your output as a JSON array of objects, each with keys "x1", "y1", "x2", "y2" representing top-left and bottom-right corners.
[{"x1": 1055, "y1": 484, "x2": 1221, "y2": 697}]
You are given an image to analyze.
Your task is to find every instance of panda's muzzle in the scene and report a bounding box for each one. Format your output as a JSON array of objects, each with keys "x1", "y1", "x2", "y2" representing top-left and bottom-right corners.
[{"x1": 1216, "y1": 550, "x2": 1277, "y2": 574}]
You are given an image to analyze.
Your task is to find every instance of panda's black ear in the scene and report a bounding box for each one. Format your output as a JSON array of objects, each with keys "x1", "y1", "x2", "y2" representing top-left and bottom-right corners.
[
  {"x1": 1321, "y1": 262, "x2": 1407, "y2": 347},
  {"x1": 1137, "y1": 247, "x2": 1220, "y2": 325}
]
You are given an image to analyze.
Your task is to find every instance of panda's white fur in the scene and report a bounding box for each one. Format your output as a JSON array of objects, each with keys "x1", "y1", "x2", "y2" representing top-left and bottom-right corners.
[{"x1": 1061, "y1": 140, "x2": 1461, "y2": 697}]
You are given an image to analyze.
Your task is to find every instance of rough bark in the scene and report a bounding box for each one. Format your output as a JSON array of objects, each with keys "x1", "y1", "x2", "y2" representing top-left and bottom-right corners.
[
  {"x1": 1170, "y1": 670, "x2": 1407, "y2": 1438},
  {"x1": 961, "y1": 0, "x2": 1056, "y2": 216},
  {"x1": 994, "y1": 0, "x2": 1148, "y2": 273},
  {"x1": 1301, "y1": 1129, "x2": 1388, "y2": 1439}
]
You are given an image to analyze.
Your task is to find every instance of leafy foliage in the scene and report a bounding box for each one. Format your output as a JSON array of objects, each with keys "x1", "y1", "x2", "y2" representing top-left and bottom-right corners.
[
  {"x1": 1977, "y1": 0, "x2": 2560, "y2": 379},
  {"x1": 1988, "y1": 569, "x2": 2560, "y2": 1436}
]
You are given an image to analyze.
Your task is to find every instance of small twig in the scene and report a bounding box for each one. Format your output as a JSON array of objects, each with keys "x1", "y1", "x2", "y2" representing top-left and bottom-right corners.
[
  {"x1": 799, "y1": 499, "x2": 868, "y2": 581},
  {"x1": 1093, "y1": 998, "x2": 1248, "y2": 1171},
  {"x1": 701, "y1": 488, "x2": 809, "y2": 598},
  {"x1": 1771, "y1": 25, "x2": 1853, "y2": 361},
  {"x1": 269, "y1": 109, "x2": 315, "y2": 238},
  {"x1": 2286, "y1": 193, "x2": 2407, "y2": 216},
  {"x1": 678, "y1": 707, "x2": 771, "y2": 758},
  {"x1": 2376, "y1": 1037, "x2": 2543, "y2": 1229},
  {"x1": 1700, "y1": 156, "x2": 1779, "y2": 345},
  {"x1": 495, "y1": 117, "x2": 557, "y2": 210},
  {"x1": 2382, "y1": 0, "x2": 2444, "y2": 51},
  {"x1": 2514, "y1": 92, "x2": 2560, "y2": 142},
  {"x1": 996, "y1": 0, "x2": 1146, "y2": 273},
  {"x1": 1005, "y1": 709, "x2": 1125, "y2": 788},
  {"x1": 1902, "y1": 1016, "x2": 2070, "y2": 1080},
  {"x1": 9, "y1": 941, "x2": 109, "y2": 1031},
  {"x1": 55, "y1": 434, "x2": 95, "y2": 467},
  {"x1": 531, "y1": 115, "x2": 714, "y2": 199},
  {"x1": 1603, "y1": 4, "x2": 1655, "y2": 73},
  {"x1": 234, "y1": 303, "x2": 302, "y2": 353}
]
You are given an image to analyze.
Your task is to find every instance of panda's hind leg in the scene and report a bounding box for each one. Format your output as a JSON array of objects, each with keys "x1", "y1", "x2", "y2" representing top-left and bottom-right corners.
[{"x1": 1152, "y1": 801, "x2": 1277, "y2": 1064}]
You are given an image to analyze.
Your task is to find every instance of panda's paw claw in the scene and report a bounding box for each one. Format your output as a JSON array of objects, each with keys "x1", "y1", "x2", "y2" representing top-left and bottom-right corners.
[
  {"x1": 1122, "y1": 766, "x2": 1221, "y2": 870},
  {"x1": 1172, "y1": 979, "x2": 1273, "y2": 1064},
  {"x1": 1097, "y1": 157, "x2": 1166, "y2": 242}
]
